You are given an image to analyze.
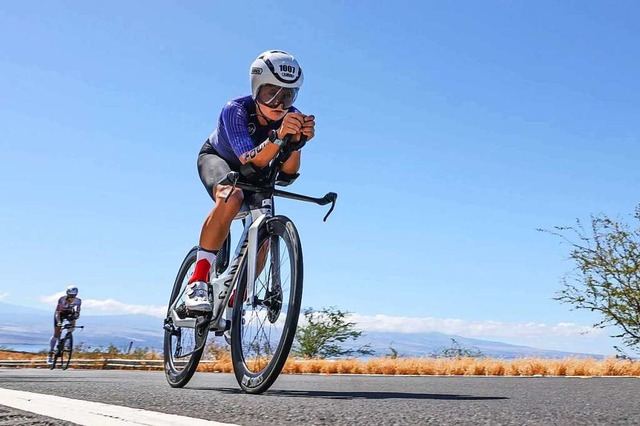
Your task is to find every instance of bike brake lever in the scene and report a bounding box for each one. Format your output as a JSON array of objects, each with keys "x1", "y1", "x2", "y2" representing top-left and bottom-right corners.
[{"x1": 322, "y1": 192, "x2": 338, "y2": 222}]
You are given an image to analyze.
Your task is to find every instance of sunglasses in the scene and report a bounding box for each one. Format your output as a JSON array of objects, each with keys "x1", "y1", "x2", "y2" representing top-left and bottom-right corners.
[{"x1": 257, "y1": 85, "x2": 298, "y2": 109}]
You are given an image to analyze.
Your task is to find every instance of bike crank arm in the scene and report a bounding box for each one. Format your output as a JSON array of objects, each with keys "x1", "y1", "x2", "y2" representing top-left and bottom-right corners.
[{"x1": 175, "y1": 343, "x2": 206, "y2": 359}]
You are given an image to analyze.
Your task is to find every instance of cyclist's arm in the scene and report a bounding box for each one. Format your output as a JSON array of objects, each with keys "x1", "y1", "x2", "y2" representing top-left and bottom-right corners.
[
  {"x1": 54, "y1": 301, "x2": 62, "y2": 324},
  {"x1": 220, "y1": 102, "x2": 280, "y2": 168},
  {"x1": 75, "y1": 300, "x2": 81, "y2": 319},
  {"x1": 281, "y1": 151, "x2": 300, "y2": 174},
  {"x1": 239, "y1": 139, "x2": 280, "y2": 168},
  {"x1": 243, "y1": 112, "x2": 310, "y2": 168}
]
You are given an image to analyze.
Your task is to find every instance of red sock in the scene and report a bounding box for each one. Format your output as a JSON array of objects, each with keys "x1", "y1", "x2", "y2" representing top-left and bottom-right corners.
[
  {"x1": 189, "y1": 258, "x2": 211, "y2": 284},
  {"x1": 188, "y1": 248, "x2": 217, "y2": 284}
]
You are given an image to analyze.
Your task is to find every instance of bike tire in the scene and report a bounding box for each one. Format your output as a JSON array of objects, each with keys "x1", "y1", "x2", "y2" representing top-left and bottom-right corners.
[
  {"x1": 61, "y1": 333, "x2": 73, "y2": 370},
  {"x1": 163, "y1": 247, "x2": 210, "y2": 387},
  {"x1": 230, "y1": 215, "x2": 303, "y2": 394}
]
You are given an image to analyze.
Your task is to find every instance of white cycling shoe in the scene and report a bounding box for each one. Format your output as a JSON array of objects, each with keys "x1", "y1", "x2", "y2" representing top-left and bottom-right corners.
[{"x1": 185, "y1": 281, "x2": 212, "y2": 312}]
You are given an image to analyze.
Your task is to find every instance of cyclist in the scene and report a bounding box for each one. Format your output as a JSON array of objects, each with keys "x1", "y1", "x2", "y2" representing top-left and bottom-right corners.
[
  {"x1": 185, "y1": 50, "x2": 315, "y2": 312},
  {"x1": 47, "y1": 285, "x2": 82, "y2": 364}
]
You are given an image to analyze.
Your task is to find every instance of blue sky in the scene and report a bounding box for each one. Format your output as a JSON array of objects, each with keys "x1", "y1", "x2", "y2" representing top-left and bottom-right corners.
[{"x1": 1, "y1": 1, "x2": 639, "y2": 355}]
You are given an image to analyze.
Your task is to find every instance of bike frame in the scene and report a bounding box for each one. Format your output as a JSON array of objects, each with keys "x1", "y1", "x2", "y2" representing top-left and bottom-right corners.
[
  {"x1": 169, "y1": 197, "x2": 272, "y2": 331},
  {"x1": 168, "y1": 136, "x2": 336, "y2": 347}
]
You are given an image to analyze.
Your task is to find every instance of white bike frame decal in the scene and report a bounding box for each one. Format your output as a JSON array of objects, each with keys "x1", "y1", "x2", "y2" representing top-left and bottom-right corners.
[{"x1": 245, "y1": 209, "x2": 268, "y2": 305}]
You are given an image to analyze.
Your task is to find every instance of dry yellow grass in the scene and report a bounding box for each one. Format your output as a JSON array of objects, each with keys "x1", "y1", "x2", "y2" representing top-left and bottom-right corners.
[
  {"x1": 2, "y1": 351, "x2": 639, "y2": 376},
  {"x1": 197, "y1": 351, "x2": 233, "y2": 373},
  {"x1": 194, "y1": 356, "x2": 640, "y2": 376}
]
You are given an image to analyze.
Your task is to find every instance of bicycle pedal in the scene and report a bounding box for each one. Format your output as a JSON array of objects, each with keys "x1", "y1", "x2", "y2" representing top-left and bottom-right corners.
[
  {"x1": 174, "y1": 303, "x2": 188, "y2": 319},
  {"x1": 184, "y1": 307, "x2": 209, "y2": 318}
]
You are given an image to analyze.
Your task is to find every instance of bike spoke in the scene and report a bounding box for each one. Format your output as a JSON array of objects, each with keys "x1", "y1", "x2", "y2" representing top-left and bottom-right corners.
[{"x1": 239, "y1": 232, "x2": 293, "y2": 374}]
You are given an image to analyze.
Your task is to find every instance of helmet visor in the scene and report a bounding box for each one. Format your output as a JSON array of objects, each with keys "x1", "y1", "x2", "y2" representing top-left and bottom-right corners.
[{"x1": 257, "y1": 85, "x2": 298, "y2": 109}]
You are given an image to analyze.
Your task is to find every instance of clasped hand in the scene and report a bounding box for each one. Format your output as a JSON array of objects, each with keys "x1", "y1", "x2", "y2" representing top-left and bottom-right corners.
[{"x1": 277, "y1": 113, "x2": 315, "y2": 147}]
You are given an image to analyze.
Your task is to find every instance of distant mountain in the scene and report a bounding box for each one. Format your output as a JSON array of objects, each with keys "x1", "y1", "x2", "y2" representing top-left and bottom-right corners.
[
  {"x1": 358, "y1": 331, "x2": 603, "y2": 359},
  {"x1": 0, "y1": 302, "x2": 603, "y2": 358},
  {"x1": 0, "y1": 302, "x2": 50, "y2": 316}
]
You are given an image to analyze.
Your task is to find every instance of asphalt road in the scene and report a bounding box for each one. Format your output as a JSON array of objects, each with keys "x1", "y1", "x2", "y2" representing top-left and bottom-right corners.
[{"x1": 1, "y1": 369, "x2": 639, "y2": 425}]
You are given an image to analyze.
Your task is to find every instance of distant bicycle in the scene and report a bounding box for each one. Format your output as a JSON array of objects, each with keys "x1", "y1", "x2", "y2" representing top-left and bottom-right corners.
[
  {"x1": 49, "y1": 321, "x2": 83, "y2": 370},
  {"x1": 163, "y1": 135, "x2": 337, "y2": 393}
]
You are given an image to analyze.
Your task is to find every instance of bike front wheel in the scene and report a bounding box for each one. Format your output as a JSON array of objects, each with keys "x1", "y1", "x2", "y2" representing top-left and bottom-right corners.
[
  {"x1": 61, "y1": 333, "x2": 73, "y2": 370},
  {"x1": 49, "y1": 350, "x2": 57, "y2": 370},
  {"x1": 163, "y1": 247, "x2": 210, "y2": 387},
  {"x1": 230, "y1": 215, "x2": 303, "y2": 394}
]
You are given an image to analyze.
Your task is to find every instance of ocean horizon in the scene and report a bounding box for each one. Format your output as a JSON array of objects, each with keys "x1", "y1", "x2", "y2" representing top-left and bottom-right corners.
[{"x1": 0, "y1": 343, "x2": 49, "y2": 353}]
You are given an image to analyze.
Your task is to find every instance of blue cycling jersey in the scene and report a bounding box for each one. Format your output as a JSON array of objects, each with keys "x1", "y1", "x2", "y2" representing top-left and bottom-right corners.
[{"x1": 207, "y1": 95, "x2": 300, "y2": 167}]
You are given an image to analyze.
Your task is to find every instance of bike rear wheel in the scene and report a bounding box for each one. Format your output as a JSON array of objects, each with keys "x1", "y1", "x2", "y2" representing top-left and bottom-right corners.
[
  {"x1": 230, "y1": 215, "x2": 303, "y2": 394},
  {"x1": 163, "y1": 247, "x2": 210, "y2": 387},
  {"x1": 61, "y1": 333, "x2": 73, "y2": 370}
]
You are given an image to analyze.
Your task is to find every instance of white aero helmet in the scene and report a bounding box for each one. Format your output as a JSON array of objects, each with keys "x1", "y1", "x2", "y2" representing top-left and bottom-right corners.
[
  {"x1": 250, "y1": 50, "x2": 304, "y2": 103},
  {"x1": 66, "y1": 285, "x2": 78, "y2": 297}
]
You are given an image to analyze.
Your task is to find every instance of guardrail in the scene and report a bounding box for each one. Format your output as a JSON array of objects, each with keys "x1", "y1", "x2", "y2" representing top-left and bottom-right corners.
[{"x1": 0, "y1": 358, "x2": 193, "y2": 370}]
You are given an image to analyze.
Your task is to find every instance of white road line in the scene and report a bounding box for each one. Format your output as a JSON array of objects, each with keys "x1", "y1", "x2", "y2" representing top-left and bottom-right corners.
[{"x1": 0, "y1": 388, "x2": 237, "y2": 426}]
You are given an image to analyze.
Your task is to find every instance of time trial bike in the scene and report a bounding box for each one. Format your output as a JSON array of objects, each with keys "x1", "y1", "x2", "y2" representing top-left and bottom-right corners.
[
  {"x1": 50, "y1": 320, "x2": 84, "y2": 370},
  {"x1": 163, "y1": 136, "x2": 337, "y2": 394}
]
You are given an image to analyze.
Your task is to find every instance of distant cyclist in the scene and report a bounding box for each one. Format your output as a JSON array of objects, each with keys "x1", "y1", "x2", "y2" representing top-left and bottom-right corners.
[
  {"x1": 185, "y1": 50, "x2": 315, "y2": 312},
  {"x1": 47, "y1": 285, "x2": 82, "y2": 364}
]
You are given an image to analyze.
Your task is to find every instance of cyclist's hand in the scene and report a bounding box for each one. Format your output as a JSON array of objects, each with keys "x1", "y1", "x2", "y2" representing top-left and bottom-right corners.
[
  {"x1": 276, "y1": 113, "x2": 304, "y2": 140},
  {"x1": 297, "y1": 114, "x2": 315, "y2": 143}
]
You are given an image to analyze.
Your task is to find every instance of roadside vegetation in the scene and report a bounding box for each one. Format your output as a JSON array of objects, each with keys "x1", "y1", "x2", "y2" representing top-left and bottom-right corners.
[
  {"x1": 5, "y1": 344, "x2": 639, "y2": 376},
  {"x1": 195, "y1": 340, "x2": 640, "y2": 376},
  {"x1": 540, "y1": 204, "x2": 640, "y2": 357},
  {"x1": 5, "y1": 349, "x2": 638, "y2": 376}
]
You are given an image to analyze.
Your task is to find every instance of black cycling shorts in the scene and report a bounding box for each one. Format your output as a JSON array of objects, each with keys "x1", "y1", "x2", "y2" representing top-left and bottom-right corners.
[{"x1": 197, "y1": 141, "x2": 237, "y2": 201}]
